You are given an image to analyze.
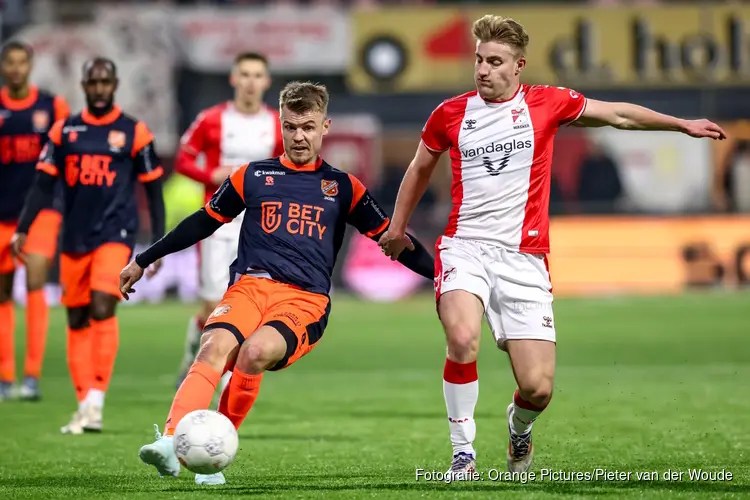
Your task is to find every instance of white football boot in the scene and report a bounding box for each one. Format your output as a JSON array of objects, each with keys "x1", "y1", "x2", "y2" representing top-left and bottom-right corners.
[
  {"x1": 506, "y1": 403, "x2": 534, "y2": 473},
  {"x1": 139, "y1": 424, "x2": 180, "y2": 478},
  {"x1": 195, "y1": 472, "x2": 226, "y2": 485}
]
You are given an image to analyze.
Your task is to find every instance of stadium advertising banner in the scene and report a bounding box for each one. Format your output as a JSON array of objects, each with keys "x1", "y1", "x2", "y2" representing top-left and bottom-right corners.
[
  {"x1": 174, "y1": 7, "x2": 350, "y2": 74},
  {"x1": 349, "y1": 4, "x2": 750, "y2": 92},
  {"x1": 548, "y1": 217, "x2": 750, "y2": 297}
]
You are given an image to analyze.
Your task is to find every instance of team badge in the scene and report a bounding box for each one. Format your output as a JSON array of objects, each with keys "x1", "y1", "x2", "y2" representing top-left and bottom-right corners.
[
  {"x1": 321, "y1": 179, "x2": 339, "y2": 197},
  {"x1": 209, "y1": 305, "x2": 231, "y2": 319},
  {"x1": 511, "y1": 107, "x2": 527, "y2": 124},
  {"x1": 68, "y1": 131, "x2": 78, "y2": 142},
  {"x1": 261, "y1": 201, "x2": 283, "y2": 234},
  {"x1": 32, "y1": 110, "x2": 49, "y2": 131},
  {"x1": 108, "y1": 130, "x2": 126, "y2": 149}
]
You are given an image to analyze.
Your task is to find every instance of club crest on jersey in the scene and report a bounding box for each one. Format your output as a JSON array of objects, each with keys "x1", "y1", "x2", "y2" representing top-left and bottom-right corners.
[
  {"x1": 32, "y1": 110, "x2": 49, "y2": 132},
  {"x1": 68, "y1": 131, "x2": 78, "y2": 142},
  {"x1": 108, "y1": 130, "x2": 126, "y2": 151},
  {"x1": 321, "y1": 179, "x2": 339, "y2": 198},
  {"x1": 511, "y1": 107, "x2": 529, "y2": 129}
]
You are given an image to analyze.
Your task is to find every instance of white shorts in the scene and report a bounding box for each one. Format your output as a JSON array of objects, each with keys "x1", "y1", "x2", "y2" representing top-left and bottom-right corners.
[
  {"x1": 435, "y1": 236, "x2": 555, "y2": 350},
  {"x1": 198, "y1": 230, "x2": 239, "y2": 302}
]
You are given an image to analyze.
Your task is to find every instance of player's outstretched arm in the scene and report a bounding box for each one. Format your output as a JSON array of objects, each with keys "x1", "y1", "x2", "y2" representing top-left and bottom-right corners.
[
  {"x1": 573, "y1": 99, "x2": 727, "y2": 139},
  {"x1": 120, "y1": 172, "x2": 246, "y2": 299},
  {"x1": 379, "y1": 142, "x2": 441, "y2": 259},
  {"x1": 120, "y1": 207, "x2": 224, "y2": 299},
  {"x1": 373, "y1": 227, "x2": 434, "y2": 280},
  {"x1": 346, "y1": 173, "x2": 434, "y2": 280}
]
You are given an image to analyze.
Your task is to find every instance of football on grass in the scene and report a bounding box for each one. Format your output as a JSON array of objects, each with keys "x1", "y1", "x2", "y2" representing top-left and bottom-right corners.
[{"x1": 173, "y1": 410, "x2": 238, "y2": 474}]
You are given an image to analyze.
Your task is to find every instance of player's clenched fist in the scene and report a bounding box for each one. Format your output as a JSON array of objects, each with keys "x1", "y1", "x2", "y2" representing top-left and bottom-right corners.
[
  {"x1": 378, "y1": 230, "x2": 415, "y2": 261},
  {"x1": 9, "y1": 233, "x2": 27, "y2": 264},
  {"x1": 119, "y1": 260, "x2": 145, "y2": 300}
]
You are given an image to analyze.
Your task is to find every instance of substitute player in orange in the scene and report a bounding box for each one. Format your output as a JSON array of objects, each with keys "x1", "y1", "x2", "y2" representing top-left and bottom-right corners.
[
  {"x1": 378, "y1": 15, "x2": 726, "y2": 477},
  {"x1": 0, "y1": 41, "x2": 69, "y2": 401},
  {"x1": 174, "y1": 52, "x2": 283, "y2": 391},
  {"x1": 120, "y1": 82, "x2": 434, "y2": 485},
  {"x1": 12, "y1": 57, "x2": 165, "y2": 433}
]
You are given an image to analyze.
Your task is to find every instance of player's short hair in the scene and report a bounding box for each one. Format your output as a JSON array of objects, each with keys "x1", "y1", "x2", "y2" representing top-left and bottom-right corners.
[
  {"x1": 472, "y1": 14, "x2": 529, "y2": 55},
  {"x1": 234, "y1": 52, "x2": 268, "y2": 68},
  {"x1": 279, "y1": 81, "x2": 329, "y2": 116},
  {"x1": 1, "y1": 40, "x2": 33, "y2": 61},
  {"x1": 82, "y1": 57, "x2": 117, "y2": 79}
]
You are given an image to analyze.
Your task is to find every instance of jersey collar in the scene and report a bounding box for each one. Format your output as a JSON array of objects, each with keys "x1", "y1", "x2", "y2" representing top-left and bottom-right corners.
[
  {"x1": 81, "y1": 105, "x2": 122, "y2": 126},
  {"x1": 0, "y1": 85, "x2": 39, "y2": 110},
  {"x1": 280, "y1": 153, "x2": 323, "y2": 172}
]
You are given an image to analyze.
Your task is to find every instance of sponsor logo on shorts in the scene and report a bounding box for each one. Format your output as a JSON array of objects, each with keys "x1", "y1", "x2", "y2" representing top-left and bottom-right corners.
[
  {"x1": 276, "y1": 311, "x2": 301, "y2": 327},
  {"x1": 542, "y1": 316, "x2": 553, "y2": 328},
  {"x1": 209, "y1": 305, "x2": 231, "y2": 319}
]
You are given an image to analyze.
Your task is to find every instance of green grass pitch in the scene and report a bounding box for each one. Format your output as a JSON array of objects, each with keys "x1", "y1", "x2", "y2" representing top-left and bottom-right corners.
[{"x1": 0, "y1": 292, "x2": 748, "y2": 499}]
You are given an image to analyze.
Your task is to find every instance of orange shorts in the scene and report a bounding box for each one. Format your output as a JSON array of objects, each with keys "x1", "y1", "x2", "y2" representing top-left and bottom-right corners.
[
  {"x1": 60, "y1": 242, "x2": 132, "y2": 307},
  {"x1": 204, "y1": 275, "x2": 331, "y2": 371},
  {"x1": 0, "y1": 209, "x2": 62, "y2": 273}
]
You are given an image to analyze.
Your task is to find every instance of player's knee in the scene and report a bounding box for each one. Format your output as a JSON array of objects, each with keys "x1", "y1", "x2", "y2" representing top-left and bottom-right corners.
[
  {"x1": 443, "y1": 323, "x2": 480, "y2": 362},
  {"x1": 235, "y1": 341, "x2": 275, "y2": 375},
  {"x1": 90, "y1": 291, "x2": 118, "y2": 320},
  {"x1": 517, "y1": 375, "x2": 554, "y2": 408},
  {"x1": 90, "y1": 300, "x2": 115, "y2": 321},
  {"x1": 195, "y1": 328, "x2": 238, "y2": 372},
  {"x1": 66, "y1": 306, "x2": 91, "y2": 330}
]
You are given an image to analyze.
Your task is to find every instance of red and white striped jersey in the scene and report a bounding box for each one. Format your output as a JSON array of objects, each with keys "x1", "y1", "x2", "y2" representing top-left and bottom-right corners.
[
  {"x1": 421, "y1": 84, "x2": 586, "y2": 254},
  {"x1": 176, "y1": 102, "x2": 284, "y2": 203}
]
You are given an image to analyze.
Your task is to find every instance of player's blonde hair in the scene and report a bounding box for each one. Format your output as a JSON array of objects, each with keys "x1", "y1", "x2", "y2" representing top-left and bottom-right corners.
[
  {"x1": 279, "y1": 81, "x2": 329, "y2": 116},
  {"x1": 472, "y1": 14, "x2": 529, "y2": 55}
]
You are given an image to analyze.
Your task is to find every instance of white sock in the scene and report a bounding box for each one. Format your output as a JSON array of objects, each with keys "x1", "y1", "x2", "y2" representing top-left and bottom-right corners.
[
  {"x1": 85, "y1": 389, "x2": 105, "y2": 409},
  {"x1": 443, "y1": 359, "x2": 478, "y2": 457},
  {"x1": 510, "y1": 391, "x2": 545, "y2": 435},
  {"x1": 217, "y1": 371, "x2": 232, "y2": 395}
]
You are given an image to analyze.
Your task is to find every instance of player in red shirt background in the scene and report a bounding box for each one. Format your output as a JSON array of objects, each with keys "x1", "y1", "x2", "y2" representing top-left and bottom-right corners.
[
  {"x1": 174, "y1": 52, "x2": 283, "y2": 392},
  {"x1": 0, "y1": 41, "x2": 69, "y2": 401},
  {"x1": 378, "y1": 14, "x2": 726, "y2": 478}
]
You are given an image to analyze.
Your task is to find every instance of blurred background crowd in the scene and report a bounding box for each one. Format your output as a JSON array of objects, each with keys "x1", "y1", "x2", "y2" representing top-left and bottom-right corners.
[{"x1": 3, "y1": 0, "x2": 750, "y2": 302}]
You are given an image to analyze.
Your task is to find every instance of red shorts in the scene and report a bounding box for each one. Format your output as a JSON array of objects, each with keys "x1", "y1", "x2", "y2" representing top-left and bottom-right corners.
[
  {"x1": 60, "y1": 242, "x2": 132, "y2": 307},
  {"x1": 204, "y1": 275, "x2": 330, "y2": 371},
  {"x1": 0, "y1": 209, "x2": 62, "y2": 273}
]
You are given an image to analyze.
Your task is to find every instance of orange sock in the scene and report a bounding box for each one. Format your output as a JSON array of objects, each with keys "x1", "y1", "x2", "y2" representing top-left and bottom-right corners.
[
  {"x1": 0, "y1": 302, "x2": 14, "y2": 382},
  {"x1": 165, "y1": 361, "x2": 222, "y2": 435},
  {"x1": 67, "y1": 326, "x2": 93, "y2": 402},
  {"x1": 218, "y1": 369, "x2": 263, "y2": 430},
  {"x1": 91, "y1": 317, "x2": 119, "y2": 392},
  {"x1": 24, "y1": 290, "x2": 48, "y2": 379}
]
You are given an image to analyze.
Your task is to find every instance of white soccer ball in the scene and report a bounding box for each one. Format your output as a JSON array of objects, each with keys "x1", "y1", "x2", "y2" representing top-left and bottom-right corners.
[{"x1": 173, "y1": 409, "x2": 239, "y2": 474}]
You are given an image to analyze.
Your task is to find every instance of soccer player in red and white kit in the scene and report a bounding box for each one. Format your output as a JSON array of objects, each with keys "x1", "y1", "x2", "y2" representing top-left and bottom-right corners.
[
  {"x1": 379, "y1": 15, "x2": 726, "y2": 477},
  {"x1": 174, "y1": 52, "x2": 283, "y2": 389}
]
